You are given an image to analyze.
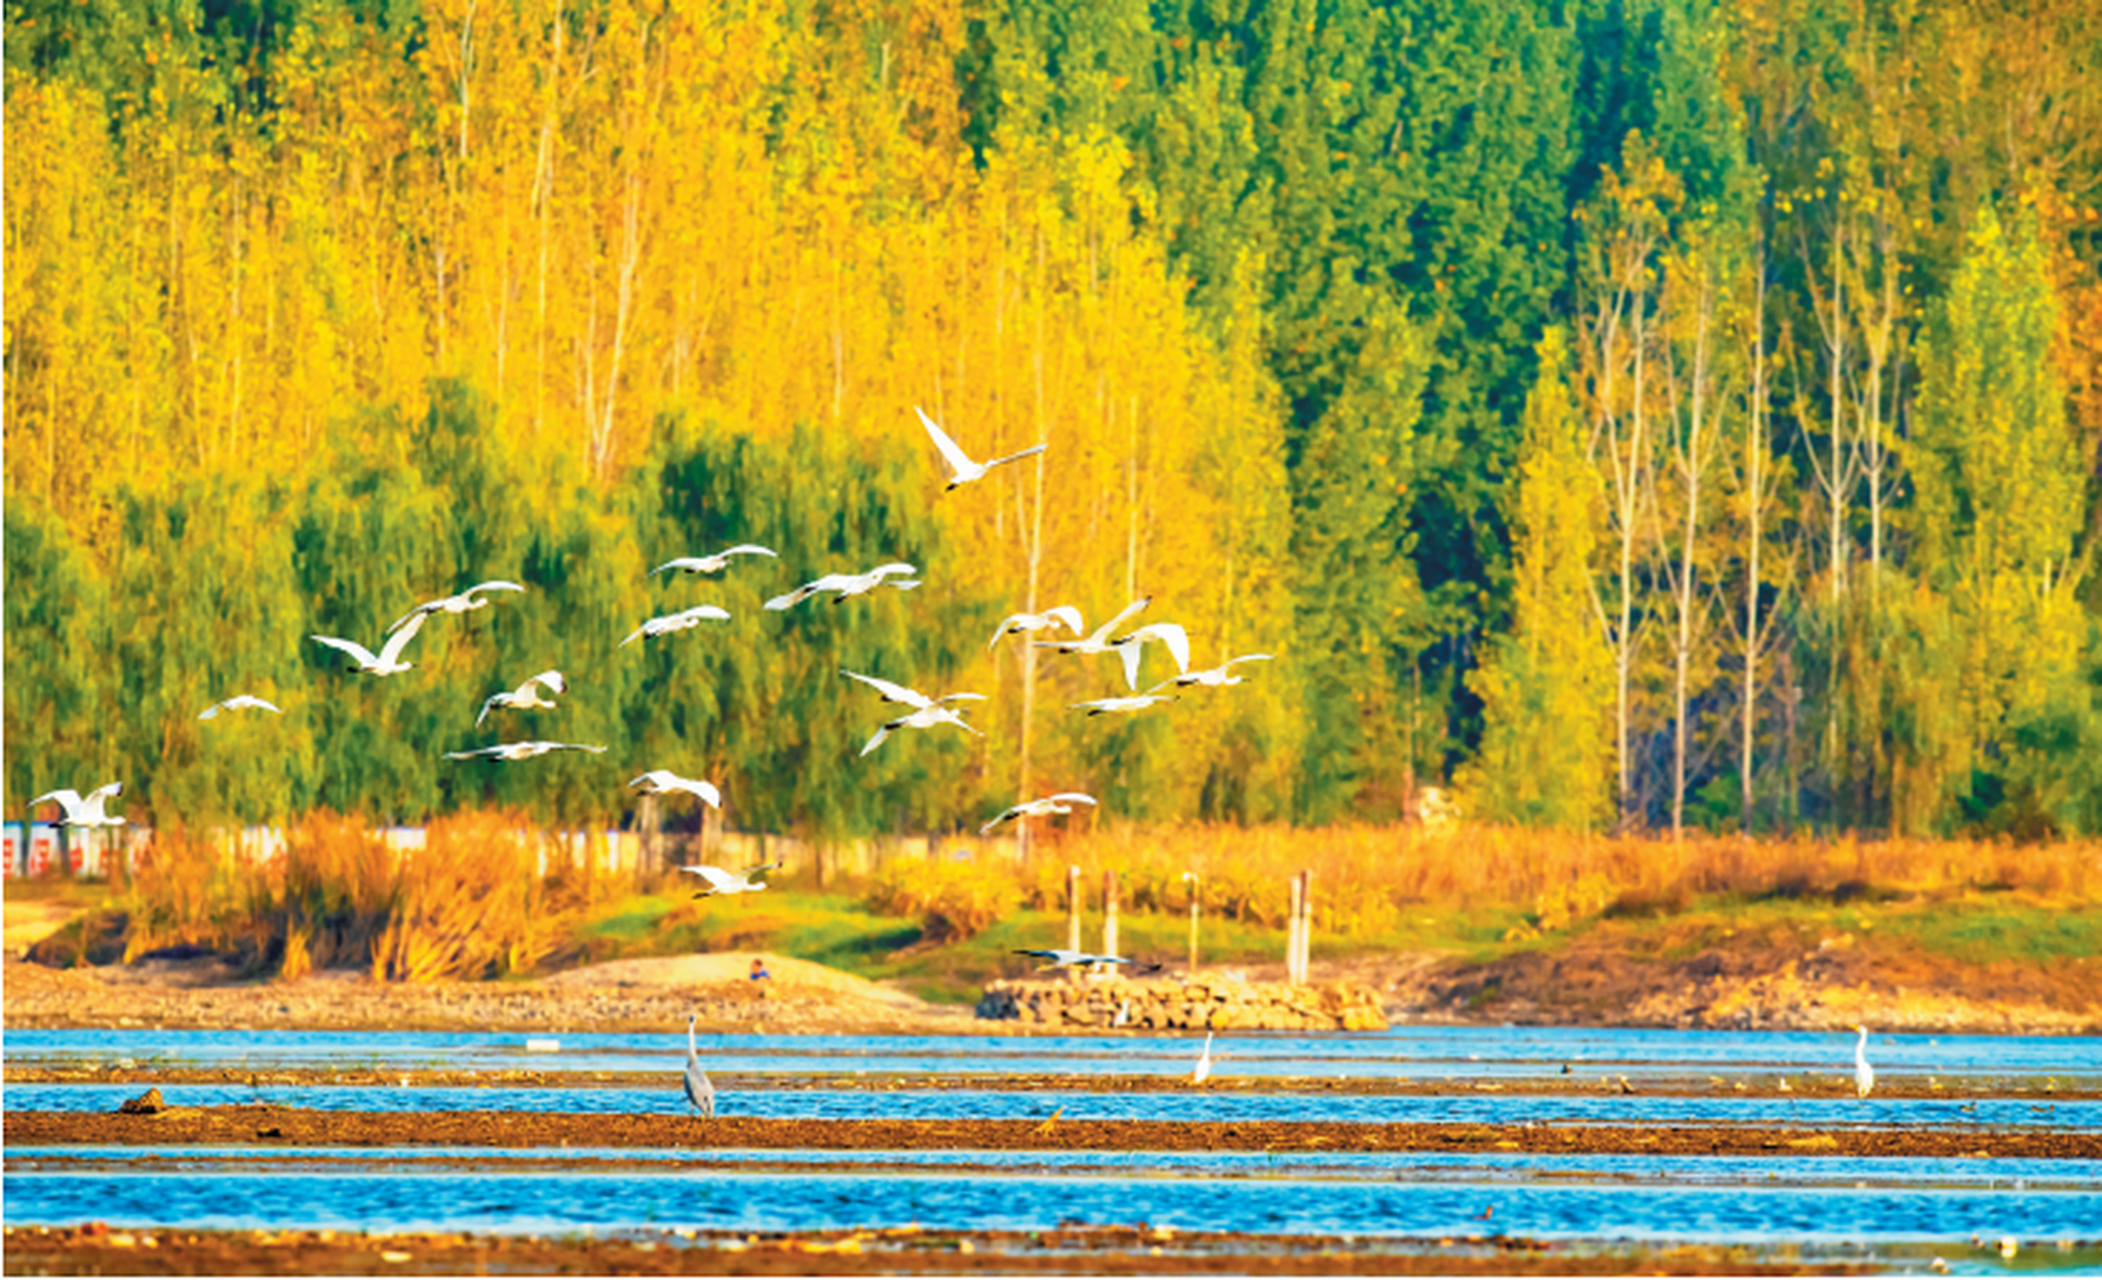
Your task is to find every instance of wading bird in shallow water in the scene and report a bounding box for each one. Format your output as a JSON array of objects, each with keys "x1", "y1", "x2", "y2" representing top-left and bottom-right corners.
[
  {"x1": 765, "y1": 563, "x2": 920, "y2": 611},
  {"x1": 31, "y1": 783, "x2": 126, "y2": 827},
  {"x1": 682, "y1": 860, "x2": 783, "y2": 898},
  {"x1": 1034, "y1": 597, "x2": 1151, "y2": 657},
  {"x1": 621, "y1": 604, "x2": 731, "y2": 647},
  {"x1": 198, "y1": 694, "x2": 283, "y2": 719},
  {"x1": 312, "y1": 611, "x2": 428, "y2": 676},
  {"x1": 1854, "y1": 1025, "x2": 1875, "y2": 1099},
  {"x1": 651, "y1": 545, "x2": 778, "y2": 576},
  {"x1": 387, "y1": 580, "x2": 525, "y2": 635},
  {"x1": 979, "y1": 793, "x2": 1098, "y2": 836},
  {"x1": 684, "y1": 1014, "x2": 716, "y2": 1119},
  {"x1": 861, "y1": 705, "x2": 982, "y2": 756},
  {"x1": 630, "y1": 770, "x2": 722, "y2": 809},
  {"x1": 1191, "y1": 1031, "x2": 1214, "y2": 1085},
  {"x1": 476, "y1": 670, "x2": 566, "y2": 726},
  {"x1": 914, "y1": 405, "x2": 1047, "y2": 491},
  {"x1": 987, "y1": 605, "x2": 1085, "y2": 649},
  {"x1": 1013, "y1": 948, "x2": 1162, "y2": 975},
  {"x1": 443, "y1": 741, "x2": 607, "y2": 762}
]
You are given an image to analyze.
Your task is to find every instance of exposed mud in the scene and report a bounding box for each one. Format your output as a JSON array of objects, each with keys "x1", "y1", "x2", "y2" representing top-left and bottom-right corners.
[
  {"x1": 9, "y1": 1105, "x2": 2099, "y2": 1160},
  {"x1": 10, "y1": 1064, "x2": 2100, "y2": 1101},
  {"x1": 0, "y1": 1224, "x2": 1888, "y2": 1277}
]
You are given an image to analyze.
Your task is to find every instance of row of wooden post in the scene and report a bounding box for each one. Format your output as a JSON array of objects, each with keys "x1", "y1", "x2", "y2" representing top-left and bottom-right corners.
[{"x1": 1060, "y1": 865, "x2": 1313, "y2": 985}]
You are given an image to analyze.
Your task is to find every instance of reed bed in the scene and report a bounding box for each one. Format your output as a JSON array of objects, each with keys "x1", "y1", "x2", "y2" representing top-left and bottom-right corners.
[
  {"x1": 1005, "y1": 824, "x2": 2102, "y2": 943},
  {"x1": 117, "y1": 813, "x2": 2099, "y2": 970},
  {"x1": 119, "y1": 810, "x2": 584, "y2": 981}
]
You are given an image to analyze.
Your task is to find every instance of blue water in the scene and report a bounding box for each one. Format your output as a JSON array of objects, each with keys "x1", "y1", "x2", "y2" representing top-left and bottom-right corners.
[
  {"x1": 11, "y1": 1145, "x2": 2099, "y2": 1191},
  {"x1": 8, "y1": 1082, "x2": 2095, "y2": 1129},
  {"x1": 5, "y1": 1165, "x2": 2097, "y2": 1243},
  {"x1": 9, "y1": 1025, "x2": 2095, "y2": 1084}
]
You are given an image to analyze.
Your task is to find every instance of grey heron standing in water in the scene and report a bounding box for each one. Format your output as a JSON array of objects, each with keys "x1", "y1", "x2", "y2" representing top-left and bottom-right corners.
[{"x1": 684, "y1": 1014, "x2": 716, "y2": 1118}]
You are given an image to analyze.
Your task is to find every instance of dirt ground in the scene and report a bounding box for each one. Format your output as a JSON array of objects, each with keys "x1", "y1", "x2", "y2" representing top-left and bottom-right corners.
[
  {"x1": 0, "y1": 1223, "x2": 1887, "y2": 1277},
  {"x1": 0, "y1": 953, "x2": 975, "y2": 1037},
  {"x1": 9, "y1": 1106, "x2": 2098, "y2": 1161}
]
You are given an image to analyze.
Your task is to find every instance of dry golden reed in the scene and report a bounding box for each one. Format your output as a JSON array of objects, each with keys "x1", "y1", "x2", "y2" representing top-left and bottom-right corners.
[{"x1": 1016, "y1": 823, "x2": 2101, "y2": 939}]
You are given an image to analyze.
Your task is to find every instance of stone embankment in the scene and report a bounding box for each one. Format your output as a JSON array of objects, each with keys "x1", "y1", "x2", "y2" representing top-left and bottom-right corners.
[{"x1": 976, "y1": 975, "x2": 1387, "y2": 1031}]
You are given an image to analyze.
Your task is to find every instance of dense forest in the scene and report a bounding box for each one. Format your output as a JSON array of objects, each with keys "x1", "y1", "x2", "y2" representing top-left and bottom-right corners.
[{"x1": 6, "y1": 0, "x2": 2100, "y2": 839}]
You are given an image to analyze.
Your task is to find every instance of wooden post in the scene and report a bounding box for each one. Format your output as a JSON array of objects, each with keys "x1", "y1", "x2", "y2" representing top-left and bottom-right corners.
[
  {"x1": 1187, "y1": 879, "x2": 1200, "y2": 974},
  {"x1": 1299, "y1": 869, "x2": 1314, "y2": 983},
  {"x1": 1286, "y1": 874, "x2": 1303, "y2": 986},
  {"x1": 1102, "y1": 869, "x2": 1119, "y2": 967},
  {"x1": 1066, "y1": 864, "x2": 1082, "y2": 955}
]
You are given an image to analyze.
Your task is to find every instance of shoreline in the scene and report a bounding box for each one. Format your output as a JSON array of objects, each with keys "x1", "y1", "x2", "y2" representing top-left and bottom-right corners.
[{"x1": 0, "y1": 1223, "x2": 1902, "y2": 1277}]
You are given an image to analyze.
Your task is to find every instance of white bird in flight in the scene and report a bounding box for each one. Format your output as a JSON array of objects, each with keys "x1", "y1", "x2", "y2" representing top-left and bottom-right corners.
[
  {"x1": 621, "y1": 604, "x2": 732, "y2": 647},
  {"x1": 841, "y1": 670, "x2": 987, "y2": 711},
  {"x1": 312, "y1": 611, "x2": 429, "y2": 676},
  {"x1": 914, "y1": 405, "x2": 1047, "y2": 490},
  {"x1": 651, "y1": 545, "x2": 778, "y2": 576},
  {"x1": 682, "y1": 860, "x2": 783, "y2": 897},
  {"x1": 1854, "y1": 1025, "x2": 1875, "y2": 1100},
  {"x1": 1110, "y1": 622, "x2": 1192, "y2": 691},
  {"x1": 630, "y1": 770, "x2": 722, "y2": 809},
  {"x1": 444, "y1": 741, "x2": 608, "y2": 761},
  {"x1": 476, "y1": 670, "x2": 566, "y2": 726},
  {"x1": 198, "y1": 695, "x2": 282, "y2": 720},
  {"x1": 980, "y1": 792, "x2": 1097, "y2": 835},
  {"x1": 1073, "y1": 693, "x2": 1177, "y2": 717},
  {"x1": 988, "y1": 605, "x2": 1085, "y2": 649},
  {"x1": 765, "y1": 563, "x2": 920, "y2": 611},
  {"x1": 1035, "y1": 597, "x2": 1152, "y2": 656},
  {"x1": 1169, "y1": 653, "x2": 1275, "y2": 688},
  {"x1": 387, "y1": 580, "x2": 525, "y2": 635},
  {"x1": 31, "y1": 782, "x2": 126, "y2": 827},
  {"x1": 1013, "y1": 948, "x2": 1161, "y2": 974},
  {"x1": 861, "y1": 705, "x2": 982, "y2": 757}
]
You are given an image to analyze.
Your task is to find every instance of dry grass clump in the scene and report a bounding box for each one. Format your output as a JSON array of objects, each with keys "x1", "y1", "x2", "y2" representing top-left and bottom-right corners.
[
  {"x1": 374, "y1": 811, "x2": 570, "y2": 982},
  {"x1": 864, "y1": 853, "x2": 1019, "y2": 944},
  {"x1": 119, "y1": 810, "x2": 574, "y2": 981}
]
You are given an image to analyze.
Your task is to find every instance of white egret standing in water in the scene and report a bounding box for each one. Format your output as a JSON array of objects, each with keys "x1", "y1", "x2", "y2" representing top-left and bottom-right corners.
[
  {"x1": 1192, "y1": 1031, "x2": 1214, "y2": 1085},
  {"x1": 1854, "y1": 1025, "x2": 1875, "y2": 1099}
]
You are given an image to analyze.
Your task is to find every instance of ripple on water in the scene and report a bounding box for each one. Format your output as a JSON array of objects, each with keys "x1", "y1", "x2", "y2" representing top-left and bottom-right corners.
[
  {"x1": 5, "y1": 1164, "x2": 2100, "y2": 1244},
  {"x1": 7, "y1": 1082, "x2": 2096, "y2": 1130},
  {"x1": 8, "y1": 1026, "x2": 2097, "y2": 1087}
]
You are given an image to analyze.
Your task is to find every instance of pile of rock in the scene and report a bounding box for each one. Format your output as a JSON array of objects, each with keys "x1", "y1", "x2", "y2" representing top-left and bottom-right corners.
[{"x1": 977, "y1": 976, "x2": 1387, "y2": 1032}]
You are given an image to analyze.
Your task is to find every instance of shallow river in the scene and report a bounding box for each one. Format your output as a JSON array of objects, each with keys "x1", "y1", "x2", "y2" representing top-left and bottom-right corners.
[{"x1": 7, "y1": 1025, "x2": 2098, "y2": 1269}]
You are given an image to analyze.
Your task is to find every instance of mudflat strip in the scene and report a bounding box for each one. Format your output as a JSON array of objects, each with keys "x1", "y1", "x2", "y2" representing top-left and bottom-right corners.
[
  {"x1": 0, "y1": 1224, "x2": 1886, "y2": 1277},
  {"x1": 8, "y1": 1106, "x2": 2100, "y2": 1159}
]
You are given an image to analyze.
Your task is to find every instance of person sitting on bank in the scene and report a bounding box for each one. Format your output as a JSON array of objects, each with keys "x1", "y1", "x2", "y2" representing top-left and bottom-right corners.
[{"x1": 749, "y1": 957, "x2": 771, "y2": 983}]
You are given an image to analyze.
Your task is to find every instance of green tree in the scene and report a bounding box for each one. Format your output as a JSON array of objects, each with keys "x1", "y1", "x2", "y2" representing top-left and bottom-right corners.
[
  {"x1": 1900, "y1": 203, "x2": 2091, "y2": 832},
  {"x1": 1461, "y1": 330, "x2": 1614, "y2": 829}
]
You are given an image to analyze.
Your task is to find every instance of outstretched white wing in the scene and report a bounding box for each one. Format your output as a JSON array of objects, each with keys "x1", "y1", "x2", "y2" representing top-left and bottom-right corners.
[
  {"x1": 465, "y1": 580, "x2": 526, "y2": 601},
  {"x1": 1046, "y1": 792, "x2": 1098, "y2": 807},
  {"x1": 984, "y1": 442, "x2": 1049, "y2": 471},
  {"x1": 680, "y1": 864, "x2": 741, "y2": 893},
  {"x1": 721, "y1": 544, "x2": 778, "y2": 561},
  {"x1": 312, "y1": 634, "x2": 382, "y2": 668},
  {"x1": 914, "y1": 405, "x2": 979, "y2": 481},
  {"x1": 1085, "y1": 596, "x2": 1151, "y2": 645},
  {"x1": 523, "y1": 670, "x2": 566, "y2": 696},
  {"x1": 651, "y1": 557, "x2": 709, "y2": 576},
  {"x1": 842, "y1": 670, "x2": 933, "y2": 709},
  {"x1": 30, "y1": 789, "x2": 85, "y2": 819},
  {"x1": 375, "y1": 610, "x2": 428, "y2": 667},
  {"x1": 859, "y1": 724, "x2": 893, "y2": 757}
]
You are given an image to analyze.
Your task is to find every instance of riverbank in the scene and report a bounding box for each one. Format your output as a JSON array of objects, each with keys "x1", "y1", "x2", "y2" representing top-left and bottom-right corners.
[{"x1": 0, "y1": 1222, "x2": 1901, "y2": 1277}]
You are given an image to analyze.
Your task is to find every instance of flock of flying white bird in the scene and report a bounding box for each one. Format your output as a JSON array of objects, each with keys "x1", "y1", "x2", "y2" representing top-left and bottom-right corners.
[
  {"x1": 27, "y1": 406, "x2": 1892, "y2": 1122},
  {"x1": 28, "y1": 408, "x2": 1266, "y2": 1099}
]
